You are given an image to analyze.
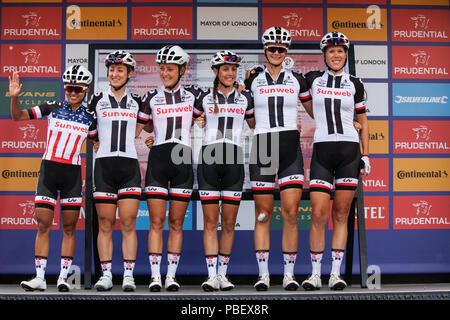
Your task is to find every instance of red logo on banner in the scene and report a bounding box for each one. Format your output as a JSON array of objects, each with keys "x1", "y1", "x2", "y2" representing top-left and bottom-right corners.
[
  {"x1": 394, "y1": 196, "x2": 450, "y2": 229},
  {"x1": 393, "y1": 120, "x2": 450, "y2": 154},
  {"x1": 1, "y1": 7, "x2": 62, "y2": 40},
  {"x1": 392, "y1": 46, "x2": 450, "y2": 79},
  {"x1": 1, "y1": 44, "x2": 61, "y2": 77},
  {"x1": 132, "y1": 6, "x2": 192, "y2": 40},
  {"x1": 0, "y1": 195, "x2": 60, "y2": 230},
  {"x1": 262, "y1": 7, "x2": 323, "y2": 41},
  {"x1": 362, "y1": 158, "x2": 389, "y2": 192},
  {"x1": 0, "y1": 119, "x2": 47, "y2": 153},
  {"x1": 391, "y1": 9, "x2": 450, "y2": 42}
]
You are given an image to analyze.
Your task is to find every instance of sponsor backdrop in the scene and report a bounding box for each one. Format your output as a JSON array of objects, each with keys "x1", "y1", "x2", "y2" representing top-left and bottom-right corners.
[{"x1": 0, "y1": 1, "x2": 449, "y2": 280}]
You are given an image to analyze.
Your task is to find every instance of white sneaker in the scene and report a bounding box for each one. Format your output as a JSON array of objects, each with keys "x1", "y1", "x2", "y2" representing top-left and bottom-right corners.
[
  {"x1": 283, "y1": 273, "x2": 299, "y2": 291},
  {"x1": 94, "y1": 275, "x2": 113, "y2": 291},
  {"x1": 57, "y1": 276, "x2": 70, "y2": 292},
  {"x1": 201, "y1": 276, "x2": 219, "y2": 292},
  {"x1": 165, "y1": 275, "x2": 180, "y2": 291},
  {"x1": 218, "y1": 274, "x2": 235, "y2": 291},
  {"x1": 254, "y1": 273, "x2": 270, "y2": 291},
  {"x1": 149, "y1": 276, "x2": 162, "y2": 292},
  {"x1": 20, "y1": 277, "x2": 47, "y2": 291},
  {"x1": 329, "y1": 274, "x2": 347, "y2": 290},
  {"x1": 302, "y1": 274, "x2": 322, "y2": 291},
  {"x1": 122, "y1": 276, "x2": 136, "y2": 292}
]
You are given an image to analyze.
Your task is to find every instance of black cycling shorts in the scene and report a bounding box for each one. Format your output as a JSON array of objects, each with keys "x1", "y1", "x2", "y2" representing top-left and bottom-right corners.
[
  {"x1": 197, "y1": 143, "x2": 244, "y2": 205},
  {"x1": 249, "y1": 130, "x2": 304, "y2": 195},
  {"x1": 35, "y1": 160, "x2": 82, "y2": 211},
  {"x1": 309, "y1": 141, "x2": 361, "y2": 194},
  {"x1": 144, "y1": 143, "x2": 193, "y2": 202},
  {"x1": 93, "y1": 157, "x2": 142, "y2": 204}
]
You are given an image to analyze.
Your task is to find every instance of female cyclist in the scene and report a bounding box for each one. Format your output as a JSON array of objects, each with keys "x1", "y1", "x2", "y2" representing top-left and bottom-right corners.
[
  {"x1": 10, "y1": 65, "x2": 94, "y2": 292},
  {"x1": 141, "y1": 45, "x2": 203, "y2": 291},
  {"x1": 196, "y1": 50, "x2": 255, "y2": 291},
  {"x1": 301, "y1": 32, "x2": 370, "y2": 291},
  {"x1": 89, "y1": 50, "x2": 150, "y2": 292},
  {"x1": 245, "y1": 26, "x2": 313, "y2": 291}
]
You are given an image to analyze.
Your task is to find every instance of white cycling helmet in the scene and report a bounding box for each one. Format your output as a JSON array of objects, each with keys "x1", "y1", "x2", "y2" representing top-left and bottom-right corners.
[
  {"x1": 320, "y1": 32, "x2": 350, "y2": 51},
  {"x1": 156, "y1": 45, "x2": 190, "y2": 65},
  {"x1": 105, "y1": 50, "x2": 136, "y2": 70},
  {"x1": 62, "y1": 65, "x2": 92, "y2": 85},
  {"x1": 262, "y1": 26, "x2": 292, "y2": 47},
  {"x1": 211, "y1": 50, "x2": 242, "y2": 67}
]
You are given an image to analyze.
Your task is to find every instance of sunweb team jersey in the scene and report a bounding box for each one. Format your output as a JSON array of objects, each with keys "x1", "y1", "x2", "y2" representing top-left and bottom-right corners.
[
  {"x1": 195, "y1": 87, "x2": 254, "y2": 147},
  {"x1": 28, "y1": 100, "x2": 94, "y2": 165},
  {"x1": 141, "y1": 85, "x2": 203, "y2": 147},
  {"x1": 305, "y1": 70, "x2": 367, "y2": 143},
  {"x1": 245, "y1": 68, "x2": 311, "y2": 135},
  {"x1": 88, "y1": 87, "x2": 149, "y2": 159}
]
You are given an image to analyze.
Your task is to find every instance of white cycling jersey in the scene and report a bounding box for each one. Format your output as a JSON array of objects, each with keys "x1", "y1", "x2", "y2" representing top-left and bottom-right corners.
[
  {"x1": 196, "y1": 87, "x2": 254, "y2": 147},
  {"x1": 245, "y1": 68, "x2": 311, "y2": 135},
  {"x1": 141, "y1": 85, "x2": 203, "y2": 147},
  {"x1": 88, "y1": 87, "x2": 149, "y2": 159},
  {"x1": 305, "y1": 69, "x2": 366, "y2": 143}
]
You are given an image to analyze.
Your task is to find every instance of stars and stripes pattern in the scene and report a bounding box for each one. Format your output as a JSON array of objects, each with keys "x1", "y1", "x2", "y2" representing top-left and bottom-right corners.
[{"x1": 28, "y1": 100, "x2": 93, "y2": 166}]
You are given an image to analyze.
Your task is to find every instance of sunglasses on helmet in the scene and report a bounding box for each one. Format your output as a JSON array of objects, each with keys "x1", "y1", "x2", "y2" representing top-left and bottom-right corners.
[
  {"x1": 65, "y1": 85, "x2": 88, "y2": 94},
  {"x1": 105, "y1": 58, "x2": 124, "y2": 66},
  {"x1": 325, "y1": 37, "x2": 346, "y2": 46},
  {"x1": 265, "y1": 46, "x2": 287, "y2": 54},
  {"x1": 223, "y1": 55, "x2": 241, "y2": 63}
]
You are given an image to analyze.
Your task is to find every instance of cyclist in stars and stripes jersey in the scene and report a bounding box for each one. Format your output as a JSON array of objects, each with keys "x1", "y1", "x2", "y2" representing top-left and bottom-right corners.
[
  {"x1": 301, "y1": 32, "x2": 370, "y2": 292},
  {"x1": 10, "y1": 65, "x2": 95, "y2": 292},
  {"x1": 88, "y1": 50, "x2": 150, "y2": 292}
]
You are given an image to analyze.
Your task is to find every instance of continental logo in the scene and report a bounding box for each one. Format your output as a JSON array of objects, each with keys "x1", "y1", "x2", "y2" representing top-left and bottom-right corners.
[
  {"x1": 393, "y1": 158, "x2": 450, "y2": 192},
  {"x1": 327, "y1": 7, "x2": 387, "y2": 41},
  {"x1": 2, "y1": 169, "x2": 39, "y2": 179},
  {"x1": 331, "y1": 20, "x2": 383, "y2": 30},
  {"x1": 0, "y1": 157, "x2": 42, "y2": 191},
  {"x1": 397, "y1": 169, "x2": 448, "y2": 179},
  {"x1": 66, "y1": 6, "x2": 127, "y2": 40}
]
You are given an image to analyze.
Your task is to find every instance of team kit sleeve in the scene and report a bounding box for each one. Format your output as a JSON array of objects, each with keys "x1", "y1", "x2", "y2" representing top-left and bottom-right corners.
[
  {"x1": 350, "y1": 76, "x2": 367, "y2": 114},
  {"x1": 191, "y1": 86, "x2": 209, "y2": 118},
  {"x1": 27, "y1": 101, "x2": 59, "y2": 119},
  {"x1": 87, "y1": 92, "x2": 103, "y2": 141},
  {"x1": 241, "y1": 89, "x2": 255, "y2": 119},
  {"x1": 134, "y1": 93, "x2": 151, "y2": 124},
  {"x1": 193, "y1": 87, "x2": 209, "y2": 117},
  {"x1": 141, "y1": 89, "x2": 158, "y2": 123},
  {"x1": 293, "y1": 71, "x2": 312, "y2": 103}
]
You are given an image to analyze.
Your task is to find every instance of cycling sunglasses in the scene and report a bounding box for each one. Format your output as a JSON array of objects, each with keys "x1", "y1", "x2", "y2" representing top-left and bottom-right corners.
[
  {"x1": 265, "y1": 46, "x2": 287, "y2": 54},
  {"x1": 325, "y1": 37, "x2": 347, "y2": 46},
  {"x1": 105, "y1": 58, "x2": 124, "y2": 67},
  {"x1": 223, "y1": 55, "x2": 242, "y2": 63},
  {"x1": 65, "y1": 85, "x2": 88, "y2": 94}
]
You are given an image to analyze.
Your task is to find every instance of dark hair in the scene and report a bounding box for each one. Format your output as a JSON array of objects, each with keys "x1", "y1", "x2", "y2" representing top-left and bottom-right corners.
[{"x1": 213, "y1": 74, "x2": 219, "y2": 114}]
